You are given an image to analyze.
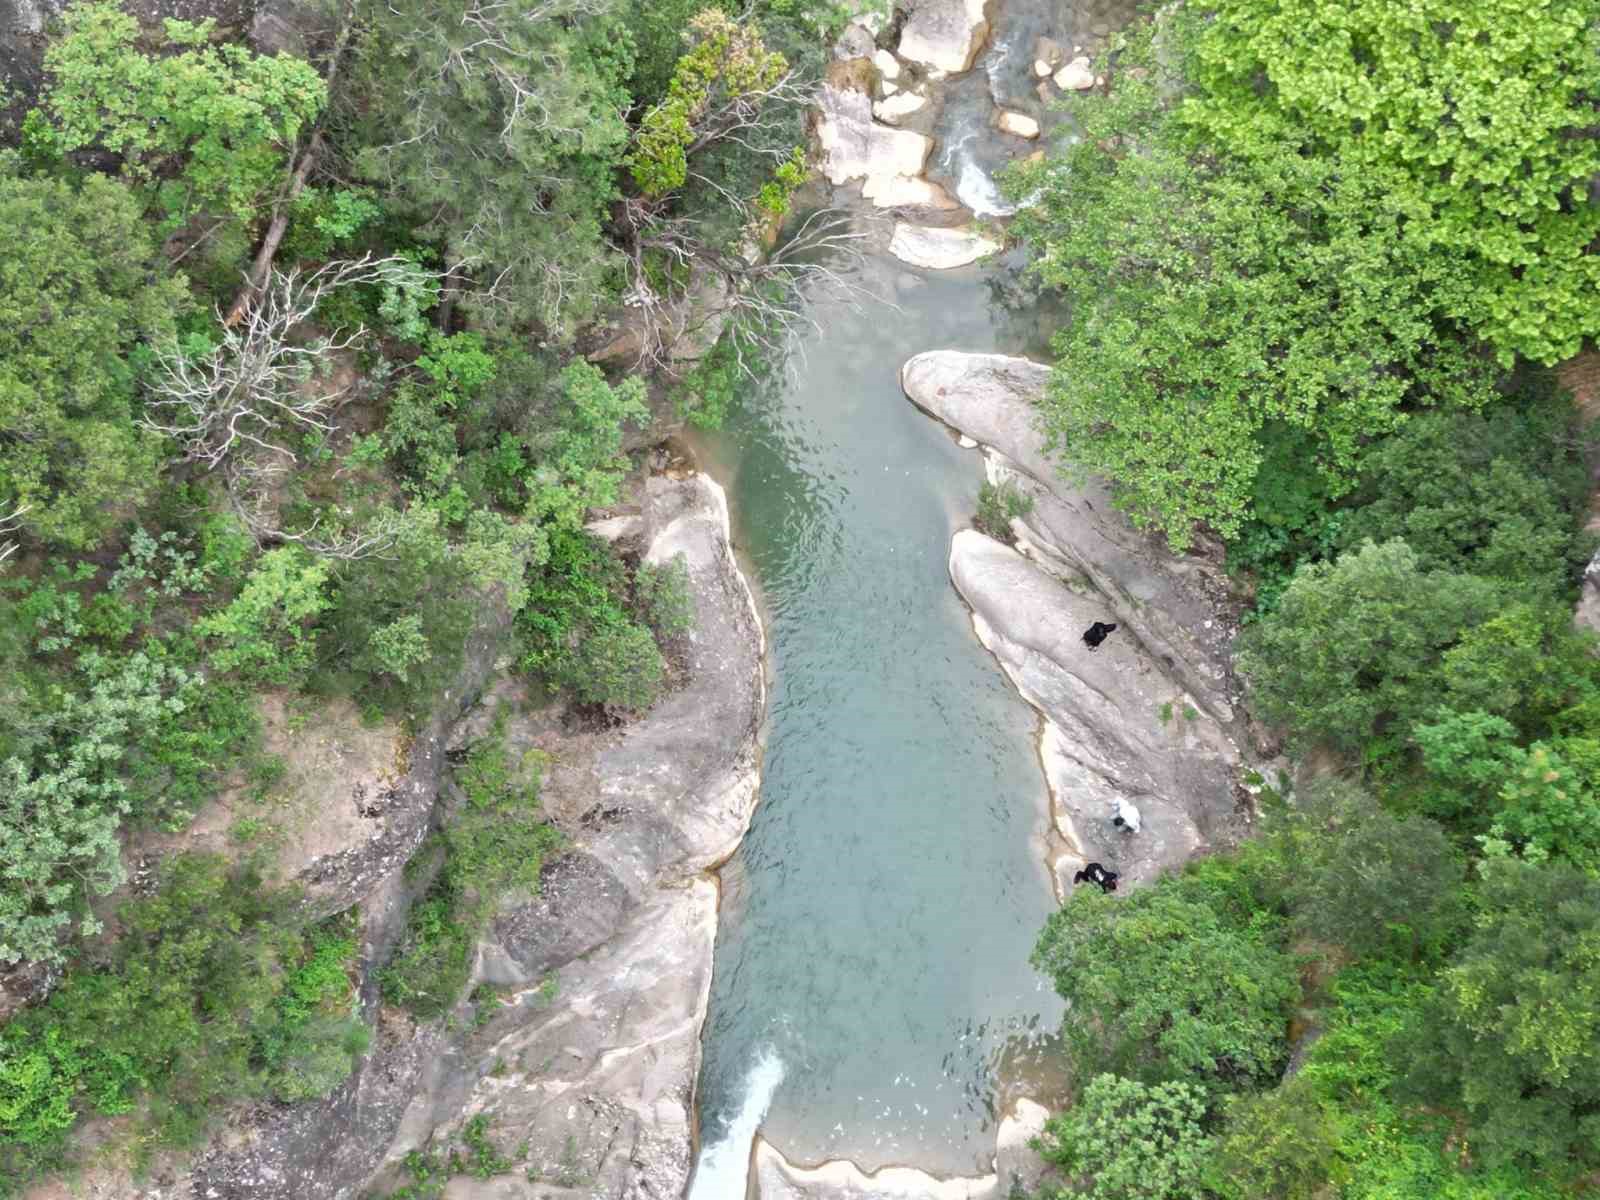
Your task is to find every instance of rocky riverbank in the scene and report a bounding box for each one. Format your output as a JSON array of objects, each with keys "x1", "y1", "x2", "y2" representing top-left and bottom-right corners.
[
  {"x1": 901, "y1": 352, "x2": 1254, "y2": 897},
  {"x1": 35, "y1": 470, "x2": 767, "y2": 1200}
]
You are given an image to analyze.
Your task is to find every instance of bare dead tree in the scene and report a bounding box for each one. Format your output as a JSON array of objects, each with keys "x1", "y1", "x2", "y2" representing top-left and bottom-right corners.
[
  {"x1": 144, "y1": 255, "x2": 426, "y2": 470},
  {"x1": 617, "y1": 193, "x2": 891, "y2": 375},
  {"x1": 0, "y1": 504, "x2": 29, "y2": 569},
  {"x1": 224, "y1": 452, "x2": 401, "y2": 559}
]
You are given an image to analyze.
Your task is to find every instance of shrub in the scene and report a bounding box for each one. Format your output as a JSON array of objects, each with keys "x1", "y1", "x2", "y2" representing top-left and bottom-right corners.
[
  {"x1": 1036, "y1": 1074, "x2": 1212, "y2": 1200},
  {"x1": 634, "y1": 555, "x2": 694, "y2": 640},
  {"x1": 973, "y1": 480, "x2": 1034, "y2": 543}
]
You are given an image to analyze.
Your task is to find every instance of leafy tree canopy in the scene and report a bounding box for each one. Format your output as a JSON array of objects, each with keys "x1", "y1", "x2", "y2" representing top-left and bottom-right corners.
[
  {"x1": 1032, "y1": 863, "x2": 1297, "y2": 1099},
  {"x1": 1401, "y1": 860, "x2": 1600, "y2": 1170},
  {"x1": 34, "y1": 2, "x2": 325, "y2": 220},
  {"x1": 347, "y1": 0, "x2": 634, "y2": 335},
  {"x1": 1006, "y1": 16, "x2": 1498, "y2": 548},
  {"x1": 0, "y1": 161, "x2": 182, "y2": 547},
  {"x1": 1184, "y1": 0, "x2": 1600, "y2": 367},
  {"x1": 1036, "y1": 1074, "x2": 1212, "y2": 1200}
]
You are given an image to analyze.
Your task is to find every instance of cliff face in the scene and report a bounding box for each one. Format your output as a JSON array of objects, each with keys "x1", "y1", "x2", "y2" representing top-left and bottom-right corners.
[{"x1": 180, "y1": 473, "x2": 766, "y2": 1200}]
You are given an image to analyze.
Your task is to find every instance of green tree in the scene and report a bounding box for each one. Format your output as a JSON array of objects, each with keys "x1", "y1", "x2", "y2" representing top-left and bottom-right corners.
[
  {"x1": 197, "y1": 546, "x2": 332, "y2": 685},
  {"x1": 1036, "y1": 1074, "x2": 1212, "y2": 1200},
  {"x1": 347, "y1": 0, "x2": 633, "y2": 335},
  {"x1": 1331, "y1": 387, "x2": 1591, "y2": 597},
  {"x1": 36, "y1": 2, "x2": 325, "y2": 220},
  {"x1": 1032, "y1": 868, "x2": 1297, "y2": 1098},
  {"x1": 1205, "y1": 1077, "x2": 1344, "y2": 1200},
  {"x1": 1237, "y1": 540, "x2": 1505, "y2": 753},
  {"x1": 1184, "y1": 0, "x2": 1600, "y2": 366},
  {"x1": 1277, "y1": 782, "x2": 1462, "y2": 960},
  {"x1": 629, "y1": 10, "x2": 787, "y2": 196},
  {"x1": 0, "y1": 162, "x2": 182, "y2": 547},
  {"x1": 1400, "y1": 860, "x2": 1600, "y2": 1171},
  {"x1": 1005, "y1": 16, "x2": 1496, "y2": 548}
]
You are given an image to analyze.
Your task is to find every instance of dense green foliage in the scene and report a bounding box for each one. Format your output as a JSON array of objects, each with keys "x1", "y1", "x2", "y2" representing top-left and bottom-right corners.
[
  {"x1": 1033, "y1": 857, "x2": 1297, "y2": 1101},
  {"x1": 0, "y1": 162, "x2": 180, "y2": 546},
  {"x1": 1185, "y1": 0, "x2": 1600, "y2": 368},
  {"x1": 0, "y1": 856, "x2": 365, "y2": 1177},
  {"x1": 31, "y1": 4, "x2": 325, "y2": 221},
  {"x1": 381, "y1": 717, "x2": 560, "y2": 1018},
  {"x1": 1007, "y1": 0, "x2": 1599, "y2": 548},
  {"x1": 1035, "y1": 1074, "x2": 1211, "y2": 1200}
]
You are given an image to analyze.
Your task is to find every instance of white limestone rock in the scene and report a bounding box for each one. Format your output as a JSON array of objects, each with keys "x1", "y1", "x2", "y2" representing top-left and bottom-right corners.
[
  {"x1": 897, "y1": 0, "x2": 989, "y2": 73},
  {"x1": 862, "y1": 174, "x2": 960, "y2": 209},
  {"x1": 997, "y1": 109, "x2": 1040, "y2": 139},
  {"x1": 874, "y1": 90, "x2": 928, "y2": 123},
  {"x1": 995, "y1": 1099, "x2": 1054, "y2": 1197},
  {"x1": 817, "y1": 85, "x2": 933, "y2": 188},
  {"x1": 873, "y1": 47, "x2": 901, "y2": 80},
  {"x1": 888, "y1": 223, "x2": 1001, "y2": 269},
  {"x1": 1054, "y1": 55, "x2": 1094, "y2": 90}
]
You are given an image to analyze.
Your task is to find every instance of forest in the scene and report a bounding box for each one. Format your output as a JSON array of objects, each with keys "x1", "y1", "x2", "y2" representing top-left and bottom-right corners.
[{"x1": 0, "y1": 0, "x2": 1597, "y2": 1196}]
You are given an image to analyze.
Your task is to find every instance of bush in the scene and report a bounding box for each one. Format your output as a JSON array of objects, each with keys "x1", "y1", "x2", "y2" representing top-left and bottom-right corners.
[
  {"x1": 1032, "y1": 860, "x2": 1297, "y2": 1101},
  {"x1": 382, "y1": 718, "x2": 560, "y2": 1018},
  {"x1": 516, "y1": 528, "x2": 670, "y2": 711},
  {"x1": 1036, "y1": 1074, "x2": 1212, "y2": 1200},
  {"x1": 36, "y1": 2, "x2": 325, "y2": 221},
  {"x1": 974, "y1": 480, "x2": 1034, "y2": 544},
  {"x1": 0, "y1": 856, "x2": 366, "y2": 1179},
  {"x1": 634, "y1": 554, "x2": 694, "y2": 640},
  {"x1": 1399, "y1": 860, "x2": 1600, "y2": 1171}
]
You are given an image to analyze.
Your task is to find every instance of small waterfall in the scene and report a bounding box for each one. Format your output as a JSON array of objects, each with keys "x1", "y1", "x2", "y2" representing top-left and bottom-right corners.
[{"x1": 688, "y1": 1047, "x2": 787, "y2": 1199}]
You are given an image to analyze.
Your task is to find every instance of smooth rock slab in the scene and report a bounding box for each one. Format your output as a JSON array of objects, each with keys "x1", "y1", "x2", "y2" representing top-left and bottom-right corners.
[
  {"x1": 949, "y1": 529, "x2": 1231, "y2": 887},
  {"x1": 997, "y1": 110, "x2": 1040, "y2": 138},
  {"x1": 889, "y1": 223, "x2": 1001, "y2": 269},
  {"x1": 899, "y1": 350, "x2": 1240, "y2": 727},
  {"x1": 753, "y1": 1140, "x2": 998, "y2": 1200},
  {"x1": 873, "y1": 90, "x2": 928, "y2": 123},
  {"x1": 817, "y1": 85, "x2": 933, "y2": 188},
  {"x1": 862, "y1": 174, "x2": 961, "y2": 209},
  {"x1": 897, "y1": 0, "x2": 989, "y2": 73}
]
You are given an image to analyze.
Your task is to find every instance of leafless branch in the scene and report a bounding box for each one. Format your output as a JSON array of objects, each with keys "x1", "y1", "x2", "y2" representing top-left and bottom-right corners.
[
  {"x1": 143, "y1": 255, "x2": 427, "y2": 471},
  {"x1": 0, "y1": 504, "x2": 28, "y2": 569}
]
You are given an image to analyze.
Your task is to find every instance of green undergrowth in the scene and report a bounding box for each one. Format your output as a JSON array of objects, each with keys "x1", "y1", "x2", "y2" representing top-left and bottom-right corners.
[
  {"x1": 0, "y1": 857, "x2": 366, "y2": 1188},
  {"x1": 380, "y1": 714, "x2": 561, "y2": 1018}
]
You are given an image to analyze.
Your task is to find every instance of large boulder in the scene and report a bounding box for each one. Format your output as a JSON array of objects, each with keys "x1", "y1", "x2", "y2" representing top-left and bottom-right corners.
[
  {"x1": 949, "y1": 530, "x2": 1234, "y2": 889},
  {"x1": 897, "y1": 0, "x2": 990, "y2": 73},
  {"x1": 899, "y1": 351, "x2": 1240, "y2": 730},
  {"x1": 888, "y1": 223, "x2": 1001, "y2": 269},
  {"x1": 752, "y1": 1140, "x2": 998, "y2": 1200},
  {"x1": 816, "y1": 84, "x2": 934, "y2": 200}
]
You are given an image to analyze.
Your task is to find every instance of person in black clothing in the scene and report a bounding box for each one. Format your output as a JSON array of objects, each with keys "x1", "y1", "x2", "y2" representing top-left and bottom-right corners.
[
  {"x1": 1082, "y1": 621, "x2": 1117, "y2": 650},
  {"x1": 1072, "y1": 861, "x2": 1118, "y2": 892}
]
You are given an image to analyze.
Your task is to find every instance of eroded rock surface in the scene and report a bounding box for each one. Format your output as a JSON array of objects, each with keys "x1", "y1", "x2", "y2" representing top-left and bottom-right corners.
[
  {"x1": 901, "y1": 351, "x2": 1251, "y2": 890},
  {"x1": 185, "y1": 473, "x2": 764, "y2": 1200},
  {"x1": 753, "y1": 1140, "x2": 998, "y2": 1200},
  {"x1": 896, "y1": 0, "x2": 989, "y2": 74},
  {"x1": 375, "y1": 472, "x2": 764, "y2": 1199}
]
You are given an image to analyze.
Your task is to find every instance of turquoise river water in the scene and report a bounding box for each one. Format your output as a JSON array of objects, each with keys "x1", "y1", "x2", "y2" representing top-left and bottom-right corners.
[{"x1": 686, "y1": 255, "x2": 1065, "y2": 1191}]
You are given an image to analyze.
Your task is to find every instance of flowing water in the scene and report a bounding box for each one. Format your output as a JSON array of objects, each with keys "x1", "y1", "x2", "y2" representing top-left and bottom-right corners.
[
  {"x1": 684, "y1": 0, "x2": 1143, "y2": 1186},
  {"x1": 686, "y1": 253, "x2": 1064, "y2": 1189}
]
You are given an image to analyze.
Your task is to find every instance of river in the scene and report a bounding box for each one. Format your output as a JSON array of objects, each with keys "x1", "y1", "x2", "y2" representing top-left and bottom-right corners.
[{"x1": 686, "y1": 251, "x2": 1064, "y2": 1189}]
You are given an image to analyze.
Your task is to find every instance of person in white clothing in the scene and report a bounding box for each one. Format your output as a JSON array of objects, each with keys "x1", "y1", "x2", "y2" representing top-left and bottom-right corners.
[{"x1": 1112, "y1": 797, "x2": 1141, "y2": 834}]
